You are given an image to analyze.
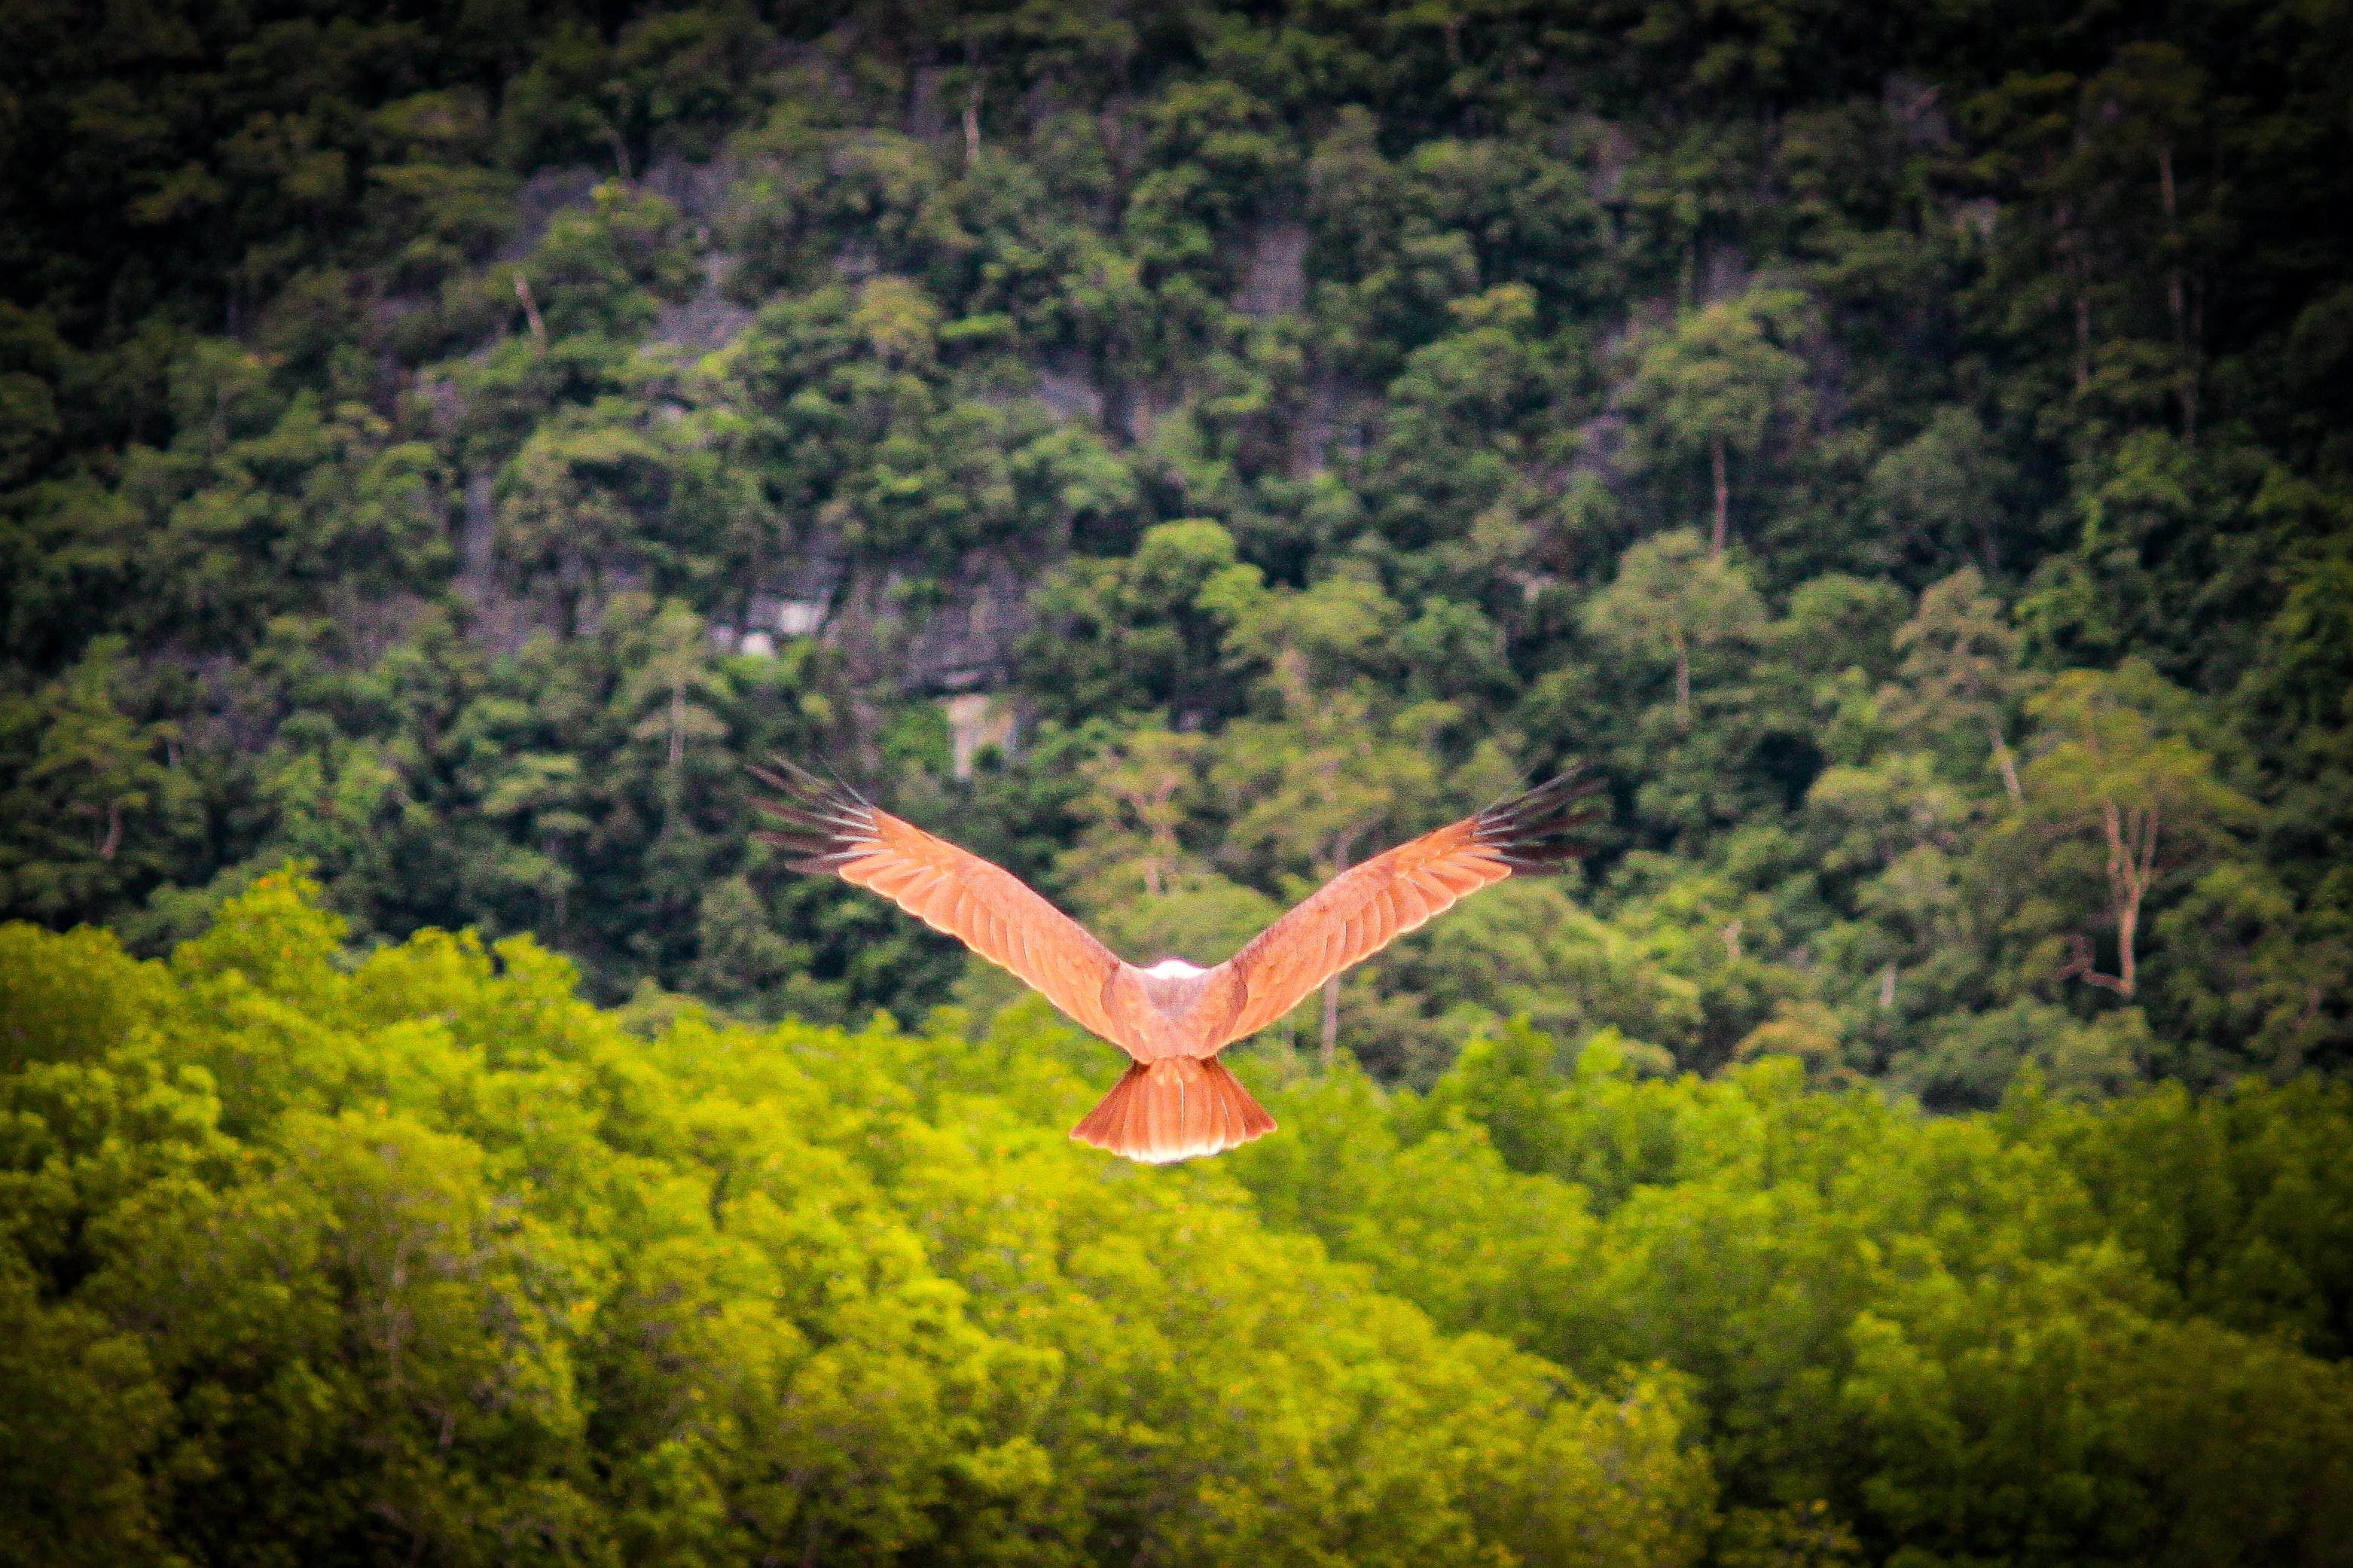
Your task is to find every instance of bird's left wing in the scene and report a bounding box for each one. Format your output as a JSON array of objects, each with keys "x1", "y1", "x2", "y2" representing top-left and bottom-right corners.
[
  {"x1": 1202, "y1": 772, "x2": 1601, "y2": 1051},
  {"x1": 751, "y1": 763, "x2": 1131, "y2": 1047}
]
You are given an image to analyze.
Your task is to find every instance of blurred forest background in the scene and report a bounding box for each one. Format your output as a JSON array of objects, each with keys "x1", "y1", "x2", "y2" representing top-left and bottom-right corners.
[{"x1": 3, "y1": 0, "x2": 2352, "y2": 1563}]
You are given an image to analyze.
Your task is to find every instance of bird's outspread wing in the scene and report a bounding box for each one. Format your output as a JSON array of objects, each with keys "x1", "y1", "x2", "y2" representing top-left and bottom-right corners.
[
  {"x1": 750, "y1": 762, "x2": 1130, "y2": 1046},
  {"x1": 1204, "y1": 771, "x2": 1601, "y2": 1050}
]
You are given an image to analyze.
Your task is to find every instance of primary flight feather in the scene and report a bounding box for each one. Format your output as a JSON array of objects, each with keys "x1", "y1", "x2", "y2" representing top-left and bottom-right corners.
[{"x1": 751, "y1": 761, "x2": 1600, "y2": 1164}]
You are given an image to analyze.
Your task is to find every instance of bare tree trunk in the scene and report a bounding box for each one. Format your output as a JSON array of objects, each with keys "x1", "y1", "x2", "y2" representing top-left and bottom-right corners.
[
  {"x1": 99, "y1": 801, "x2": 122, "y2": 860},
  {"x1": 1987, "y1": 718, "x2": 2023, "y2": 801},
  {"x1": 2065, "y1": 799, "x2": 2156, "y2": 997},
  {"x1": 514, "y1": 274, "x2": 547, "y2": 353},
  {"x1": 1710, "y1": 438, "x2": 1729, "y2": 559},
  {"x1": 2115, "y1": 887, "x2": 2139, "y2": 997},
  {"x1": 2156, "y1": 145, "x2": 2198, "y2": 442},
  {"x1": 2113, "y1": 799, "x2": 2158, "y2": 999},
  {"x1": 1879, "y1": 963, "x2": 1897, "y2": 1010},
  {"x1": 960, "y1": 37, "x2": 985, "y2": 166},
  {"x1": 1674, "y1": 642, "x2": 1692, "y2": 725}
]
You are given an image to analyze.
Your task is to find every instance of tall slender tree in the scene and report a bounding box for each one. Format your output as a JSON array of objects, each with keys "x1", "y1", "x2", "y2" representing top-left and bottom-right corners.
[
  {"x1": 1621, "y1": 287, "x2": 1813, "y2": 558},
  {"x1": 1581, "y1": 530, "x2": 1767, "y2": 725}
]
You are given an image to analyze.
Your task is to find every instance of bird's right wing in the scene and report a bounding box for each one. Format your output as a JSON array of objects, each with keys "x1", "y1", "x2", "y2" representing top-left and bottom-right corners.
[
  {"x1": 751, "y1": 763, "x2": 1131, "y2": 1048},
  {"x1": 1205, "y1": 773, "x2": 1601, "y2": 1050}
]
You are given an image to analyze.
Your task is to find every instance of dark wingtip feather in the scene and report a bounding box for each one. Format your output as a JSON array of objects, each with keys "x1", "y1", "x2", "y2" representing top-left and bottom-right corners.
[
  {"x1": 749, "y1": 756, "x2": 877, "y2": 873},
  {"x1": 1476, "y1": 766, "x2": 1604, "y2": 873}
]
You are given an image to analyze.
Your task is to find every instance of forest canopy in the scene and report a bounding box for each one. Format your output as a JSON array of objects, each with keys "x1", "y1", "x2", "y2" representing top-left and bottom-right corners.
[
  {"x1": 1, "y1": 0, "x2": 2346, "y2": 1099},
  {"x1": 3, "y1": 0, "x2": 2351, "y2": 1561},
  {"x1": 4, "y1": 876, "x2": 2351, "y2": 1566}
]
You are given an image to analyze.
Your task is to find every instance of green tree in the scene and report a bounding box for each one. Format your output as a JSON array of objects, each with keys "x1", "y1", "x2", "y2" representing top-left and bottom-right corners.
[
  {"x1": 1864, "y1": 408, "x2": 2019, "y2": 575},
  {"x1": 621, "y1": 596, "x2": 728, "y2": 783},
  {"x1": 1022, "y1": 519, "x2": 1237, "y2": 725},
  {"x1": 480, "y1": 751, "x2": 589, "y2": 939},
  {"x1": 1582, "y1": 530, "x2": 1768, "y2": 724},
  {"x1": 0, "y1": 877, "x2": 1736, "y2": 1568},
  {"x1": 2023, "y1": 660, "x2": 2258, "y2": 999},
  {"x1": 1620, "y1": 286, "x2": 1814, "y2": 558},
  {"x1": 3, "y1": 0, "x2": 2351, "y2": 1139},
  {"x1": 1216, "y1": 676, "x2": 1448, "y2": 1069},
  {"x1": 496, "y1": 410, "x2": 673, "y2": 637},
  {"x1": 0, "y1": 637, "x2": 182, "y2": 921},
  {"x1": 1056, "y1": 724, "x2": 1283, "y2": 969},
  {"x1": 1883, "y1": 567, "x2": 2040, "y2": 800},
  {"x1": 1063, "y1": 723, "x2": 1207, "y2": 903}
]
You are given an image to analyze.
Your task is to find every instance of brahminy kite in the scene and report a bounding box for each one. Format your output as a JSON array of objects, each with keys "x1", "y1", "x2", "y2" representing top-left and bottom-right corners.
[{"x1": 752, "y1": 761, "x2": 1598, "y2": 1164}]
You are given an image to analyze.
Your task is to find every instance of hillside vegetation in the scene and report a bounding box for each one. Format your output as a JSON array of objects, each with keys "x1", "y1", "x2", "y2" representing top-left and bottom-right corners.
[
  {"x1": 3, "y1": 2, "x2": 2353, "y2": 1560},
  {"x1": 5, "y1": 878, "x2": 2351, "y2": 1566},
  {"x1": 2, "y1": 0, "x2": 2348, "y2": 1098}
]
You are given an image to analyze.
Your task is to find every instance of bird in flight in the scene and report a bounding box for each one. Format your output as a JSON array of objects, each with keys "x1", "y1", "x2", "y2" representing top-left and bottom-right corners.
[{"x1": 751, "y1": 761, "x2": 1600, "y2": 1164}]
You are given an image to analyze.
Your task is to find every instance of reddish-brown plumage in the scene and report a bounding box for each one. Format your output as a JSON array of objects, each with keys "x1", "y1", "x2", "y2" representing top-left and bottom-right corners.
[
  {"x1": 752, "y1": 762, "x2": 1597, "y2": 1164},
  {"x1": 1069, "y1": 1058, "x2": 1277, "y2": 1164}
]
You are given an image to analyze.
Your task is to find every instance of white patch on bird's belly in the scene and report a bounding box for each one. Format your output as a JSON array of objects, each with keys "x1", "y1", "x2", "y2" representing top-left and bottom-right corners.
[{"x1": 1143, "y1": 958, "x2": 1207, "y2": 978}]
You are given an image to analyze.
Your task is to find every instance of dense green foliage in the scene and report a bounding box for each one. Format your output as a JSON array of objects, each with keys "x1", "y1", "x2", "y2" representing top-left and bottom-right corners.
[
  {"x1": 8, "y1": 878, "x2": 2352, "y2": 1566},
  {"x1": 2, "y1": 0, "x2": 2348, "y2": 1101},
  {"x1": 0, "y1": 879, "x2": 1718, "y2": 1567},
  {"x1": 4, "y1": 4, "x2": 2351, "y2": 1556}
]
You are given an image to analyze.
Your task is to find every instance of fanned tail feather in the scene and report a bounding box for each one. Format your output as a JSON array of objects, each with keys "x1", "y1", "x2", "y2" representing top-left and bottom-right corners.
[{"x1": 1071, "y1": 1058, "x2": 1276, "y2": 1164}]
